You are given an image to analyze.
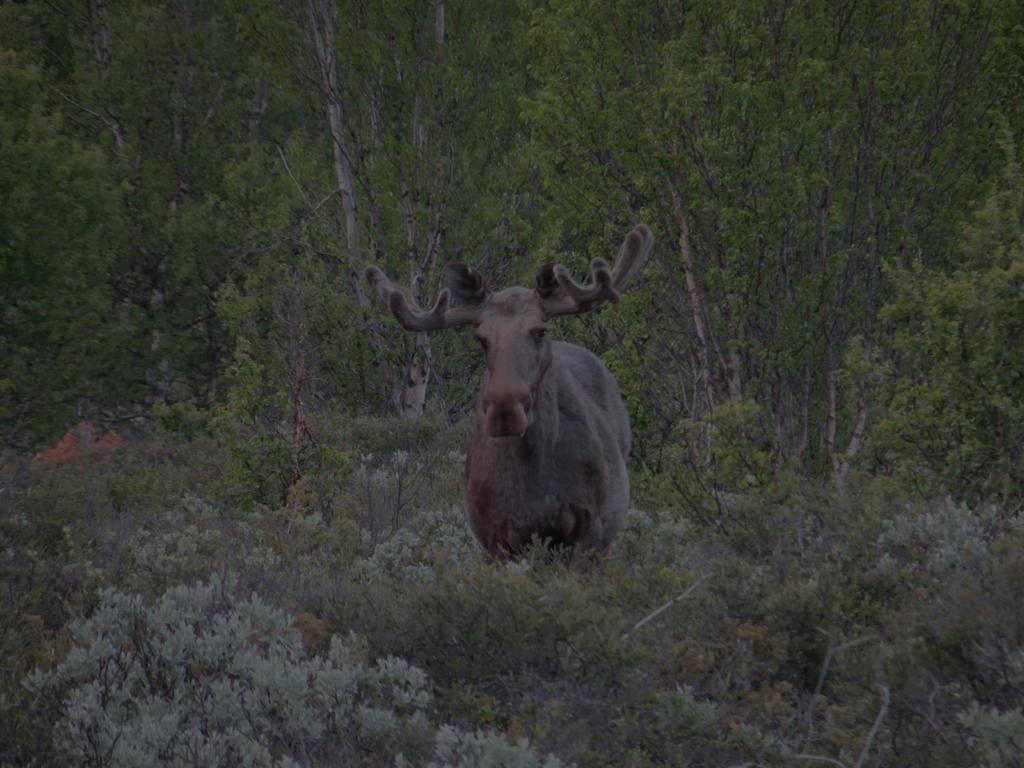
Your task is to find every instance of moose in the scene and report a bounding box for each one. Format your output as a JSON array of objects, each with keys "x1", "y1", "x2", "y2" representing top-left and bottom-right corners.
[{"x1": 366, "y1": 224, "x2": 654, "y2": 562}]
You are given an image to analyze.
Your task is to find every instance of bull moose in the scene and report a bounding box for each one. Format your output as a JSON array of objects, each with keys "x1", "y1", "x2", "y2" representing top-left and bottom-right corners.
[{"x1": 365, "y1": 224, "x2": 654, "y2": 562}]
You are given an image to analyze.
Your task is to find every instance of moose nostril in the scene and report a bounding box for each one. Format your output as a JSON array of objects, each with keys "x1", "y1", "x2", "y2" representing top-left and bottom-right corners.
[{"x1": 483, "y1": 392, "x2": 529, "y2": 415}]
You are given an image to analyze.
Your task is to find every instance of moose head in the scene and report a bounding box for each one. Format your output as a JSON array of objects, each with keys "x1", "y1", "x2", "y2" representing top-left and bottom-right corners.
[{"x1": 365, "y1": 224, "x2": 654, "y2": 561}]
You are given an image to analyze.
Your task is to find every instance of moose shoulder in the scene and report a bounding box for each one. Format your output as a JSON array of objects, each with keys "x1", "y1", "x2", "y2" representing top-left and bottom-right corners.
[{"x1": 365, "y1": 224, "x2": 654, "y2": 562}]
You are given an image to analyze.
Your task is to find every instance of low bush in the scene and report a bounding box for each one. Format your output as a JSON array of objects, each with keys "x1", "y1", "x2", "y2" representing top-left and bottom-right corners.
[
  {"x1": 2, "y1": 425, "x2": 1021, "y2": 767},
  {"x1": 23, "y1": 574, "x2": 563, "y2": 768}
]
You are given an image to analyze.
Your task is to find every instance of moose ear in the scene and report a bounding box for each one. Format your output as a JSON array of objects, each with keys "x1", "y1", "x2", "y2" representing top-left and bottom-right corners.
[
  {"x1": 443, "y1": 262, "x2": 489, "y2": 306},
  {"x1": 534, "y1": 263, "x2": 565, "y2": 301}
]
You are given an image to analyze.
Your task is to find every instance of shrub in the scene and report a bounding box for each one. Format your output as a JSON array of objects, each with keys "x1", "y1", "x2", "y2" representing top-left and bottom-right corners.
[
  {"x1": 25, "y1": 574, "x2": 567, "y2": 768},
  {"x1": 959, "y1": 703, "x2": 1024, "y2": 768},
  {"x1": 40, "y1": 423, "x2": 123, "y2": 467},
  {"x1": 26, "y1": 574, "x2": 434, "y2": 767},
  {"x1": 5, "y1": 423, "x2": 1020, "y2": 768},
  {"x1": 876, "y1": 497, "x2": 1020, "y2": 582},
  {"x1": 425, "y1": 726, "x2": 565, "y2": 768}
]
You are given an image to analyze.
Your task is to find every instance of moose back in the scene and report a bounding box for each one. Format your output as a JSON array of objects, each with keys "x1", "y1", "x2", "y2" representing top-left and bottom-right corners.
[{"x1": 366, "y1": 224, "x2": 653, "y2": 561}]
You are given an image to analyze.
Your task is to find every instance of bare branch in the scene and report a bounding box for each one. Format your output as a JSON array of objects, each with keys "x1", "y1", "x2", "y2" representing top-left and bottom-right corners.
[
  {"x1": 794, "y1": 754, "x2": 848, "y2": 768},
  {"x1": 275, "y1": 143, "x2": 313, "y2": 206},
  {"x1": 53, "y1": 88, "x2": 125, "y2": 151},
  {"x1": 620, "y1": 574, "x2": 706, "y2": 642},
  {"x1": 803, "y1": 630, "x2": 880, "y2": 749},
  {"x1": 853, "y1": 684, "x2": 890, "y2": 768}
]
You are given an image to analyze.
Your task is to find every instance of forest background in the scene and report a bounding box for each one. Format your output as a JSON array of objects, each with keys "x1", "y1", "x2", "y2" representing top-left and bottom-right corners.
[{"x1": 1, "y1": 1, "x2": 1023, "y2": 766}]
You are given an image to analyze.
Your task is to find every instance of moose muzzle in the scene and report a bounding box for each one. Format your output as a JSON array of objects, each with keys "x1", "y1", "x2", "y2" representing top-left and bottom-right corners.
[{"x1": 482, "y1": 388, "x2": 532, "y2": 438}]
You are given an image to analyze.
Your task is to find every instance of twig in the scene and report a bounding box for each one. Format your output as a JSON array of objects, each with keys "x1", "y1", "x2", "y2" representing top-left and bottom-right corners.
[
  {"x1": 53, "y1": 88, "x2": 125, "y2": 150},
  {"x1": 620, "y1": 574, "x2": 707, "y2": 642},
  {"x1": 803, "y1": 630, "x2": 879, "y2": 749},
  {"x1": 306, "y1": 189, "x2": 340, "y2": 218},
  {"x1": 794, "y1": 754, "x2": 848, "y2": 768},
  {"x1": 853, "y1": 684, "x2": 890, "y2": 768},
  {"x1": 275, "y1": 143, "x2": 340, "y2": 225},
  {"x1": 275, "y1": 142, "x2": 313, "y2": 206}
]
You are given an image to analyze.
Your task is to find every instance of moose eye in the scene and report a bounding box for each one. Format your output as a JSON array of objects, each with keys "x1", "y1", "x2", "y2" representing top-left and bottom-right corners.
[
  {"x1": 475, "y1": 335, "x2": 489, "y2": 351},
  {"x1": 531, "y1": 328, "x2": 548, "y2": 344}
]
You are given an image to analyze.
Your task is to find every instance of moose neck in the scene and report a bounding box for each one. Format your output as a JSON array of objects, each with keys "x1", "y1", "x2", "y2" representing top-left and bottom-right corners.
[{"x1": 522, "y1": 358, "x2": 560, "y2": 455}]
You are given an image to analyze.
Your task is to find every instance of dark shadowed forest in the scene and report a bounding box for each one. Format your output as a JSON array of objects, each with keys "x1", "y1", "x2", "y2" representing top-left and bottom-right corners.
[{"x1": 2, "y1": 0, "x2": 1023, "y2": 765}]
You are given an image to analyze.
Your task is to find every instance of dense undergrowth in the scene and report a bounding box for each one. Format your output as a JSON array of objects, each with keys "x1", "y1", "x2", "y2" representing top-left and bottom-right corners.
[
  {"x1": 1, "y1": 421, "x2": 1022, "y2": 767},
  {"x1": 4, "y1": 2, "x2": 1024, "y2": 764}
]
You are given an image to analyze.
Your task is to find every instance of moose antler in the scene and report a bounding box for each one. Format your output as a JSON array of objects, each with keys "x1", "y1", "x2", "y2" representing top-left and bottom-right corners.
[
  {"x1": 365, "y1": 265, "x2": 481, "y2": 332},
  {"x1": 536, "y1": 224, "x2": 654, "y2": 317}
]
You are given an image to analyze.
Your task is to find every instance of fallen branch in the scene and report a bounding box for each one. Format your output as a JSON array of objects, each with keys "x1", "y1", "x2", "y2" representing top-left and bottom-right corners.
[{"x1": 620, "y1": 574, "x2": 707, "y2": 642}]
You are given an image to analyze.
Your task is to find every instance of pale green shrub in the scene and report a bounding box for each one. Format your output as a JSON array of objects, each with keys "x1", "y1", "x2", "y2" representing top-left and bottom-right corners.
[
  {"x1": 26, "y1": 574, "x2": 433, "y2": 767},
  {"x1": 959, "y1": 703, "x2": 1024, "y2": 768},
  {"x1": 25, "y1": 574, "x2": 570, "y2": 768},
  {"x1": 876, "y1": 497, "x2": 1009, "y2": 578},
  {"x1": 358, "y1": 504, "x2": 479, "y2": 583},
  {"x1": 128, "y1": 523, "x2": 221, "y2": 576},
  {"x1": 352, "y1": 445, "x2": 466, "y2": 547},
  {"x1": 426, "y1": 726, "x2": 566, "y2": 768}
]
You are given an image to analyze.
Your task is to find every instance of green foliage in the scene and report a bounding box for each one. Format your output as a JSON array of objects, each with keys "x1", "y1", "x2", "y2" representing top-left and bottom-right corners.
[
  {"x1": 3, "y1": 2, "x2": 1024, "y2": 766},
  {"x1": 214, "y1": 253, "x2": 362, "y2": 506},
  {"x1": 17, "y1": 564, "x2": 568, "y2": 768},
  {"x1": 873, "y1": 129, "x2": 1024, "y2": 502},
  {"x1": 2, "y1": 0, "x2": 1022, "y2": 515},
  {"x1": 524, "y1": 0, "x2": 1012, "y2": 484},
  {"x1": 3, "y1": 424, "x2": 1024, "y2": 766},
  {"x1": 0, "y1": 36, "x2": 128, "y2": 443}
]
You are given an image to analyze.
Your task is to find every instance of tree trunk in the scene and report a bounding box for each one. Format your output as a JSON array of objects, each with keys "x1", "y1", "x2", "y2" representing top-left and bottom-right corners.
[
  {"x1": 667, "y1": 191, "x2": 716, "y2": 462},
  {"x1": 397, "y1": 334, "x2": 431, "y2": 419},
  {"x1": 392, "y1": 4, "x2": 449, "y2": 419},
  {"x1": 397, "y1": 173, "x2": 431, "y2": 419},
  {"x1": 797, "y1": 364, "x2": 811, "y2": 460},
  {"x1": 307, "y1": 0, "x2": 361, "y2": 263},
  {"x1": 87, "y1": 0, "x2": 111, "y2": 68},
  {"x1": 833, "y1": 394, "x2": 867, "y2": 487},
  {"x1": 710, "y1": 317, "x2": 742, "y2": 404},
  {"x1": 671, "y1": 189, "x2": 715, "y2": 457},
  {"x1": 824, "y1": 354, "x2": 837, "y2": 474}
]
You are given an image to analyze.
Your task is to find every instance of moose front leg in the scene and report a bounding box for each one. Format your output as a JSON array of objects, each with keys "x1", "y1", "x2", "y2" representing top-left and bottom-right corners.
[{"x1": 564, "y1": 504, "x2": 610, "y2": 572}]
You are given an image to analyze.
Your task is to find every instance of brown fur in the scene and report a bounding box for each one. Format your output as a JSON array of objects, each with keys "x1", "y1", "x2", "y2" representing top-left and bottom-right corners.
[{"x1": 365, "y1": 225, "x2": 654, "y2": 561}]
